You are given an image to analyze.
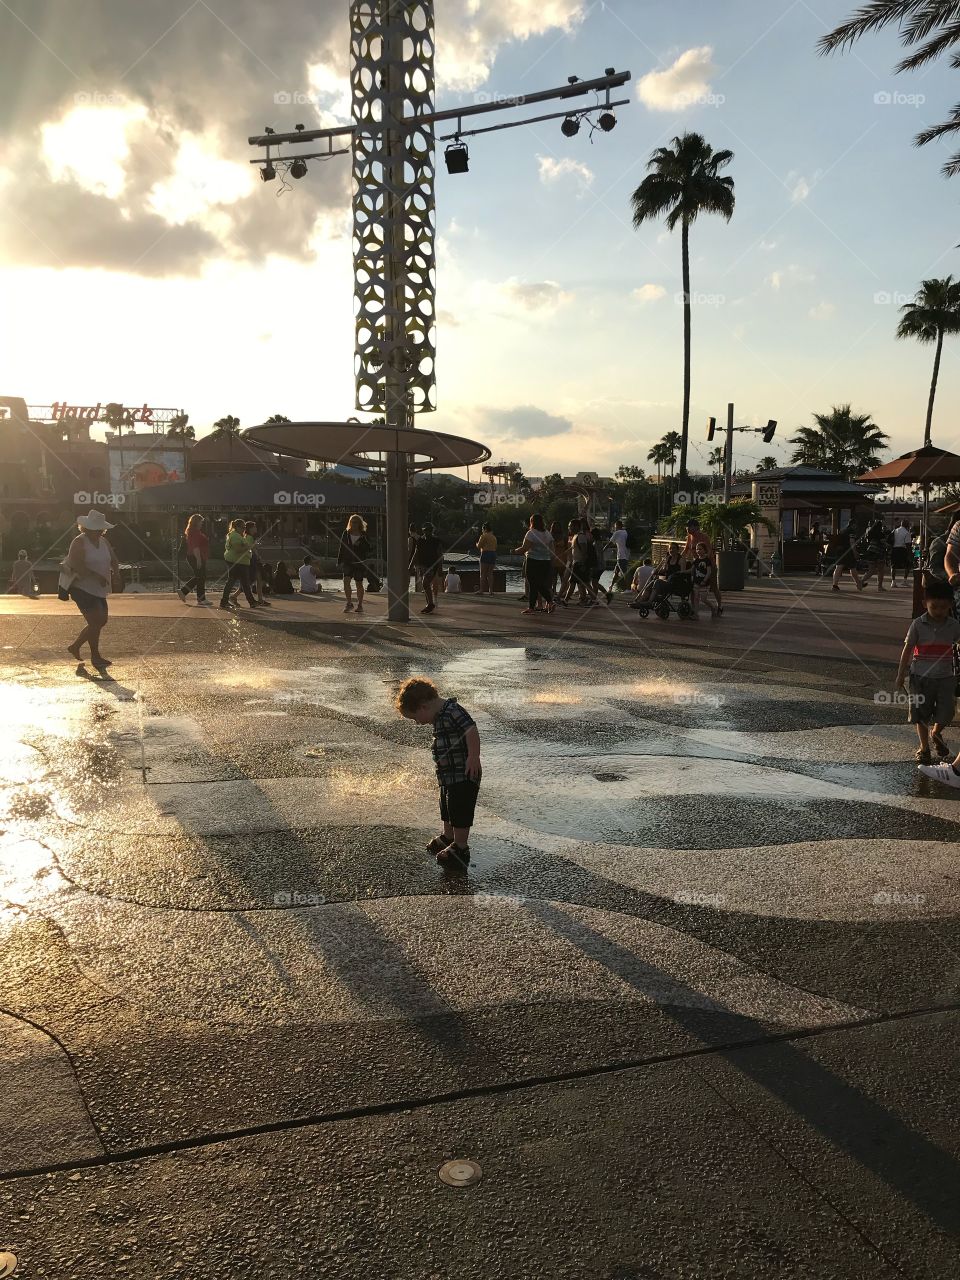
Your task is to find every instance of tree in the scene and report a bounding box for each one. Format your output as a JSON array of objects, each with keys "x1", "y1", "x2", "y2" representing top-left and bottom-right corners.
[
  {"x1": 789, "y1": 405, "x2": 889, "y2": 478},
  {"x1": 631, "y1": 133, "x2": 735, "y2": 482},
  {"x1": 707, "y1": 446, "x2": 725, "y2": 479},
  {"x1": 821, "y1": 2, "x2": 960, "y2": 177},
  {"x1": 210, "y1": 415, "x2": 241, "y2": 439},
  {"x1": 660, "y1": 430, "x2": 682, "y2": 497},
  {"x1": 265, "y1": 414, "x2": 291, "y2": 424},
  {"x1": 646, "y1": 442, "x2": 666, "y2": 507},
  {"x1": 167, "y1": 413, "x2": 195, "y2": 439},
  {"x1": 103, "y1": 402, "x2": 127, "y2": 436},
  {"x1": 757, "y1": 455, "x2": 779, "y2": 472},
  {"x1": 896, "y1": 277, "x2": 960, "y2": 447}
]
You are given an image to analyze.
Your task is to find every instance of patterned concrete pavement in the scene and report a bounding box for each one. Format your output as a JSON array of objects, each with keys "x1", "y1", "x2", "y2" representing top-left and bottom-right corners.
[{"x1": 0, "y1": 591, "x2": 957, "y2": 1278}]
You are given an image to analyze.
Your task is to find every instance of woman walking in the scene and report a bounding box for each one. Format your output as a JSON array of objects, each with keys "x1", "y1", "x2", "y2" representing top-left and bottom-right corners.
[
  {"x1": 65, "y1": 510, "x2": 120, "y2": 670},
  {"x1": 7, "y1": 550, "x2": 36, "y2": 596},
  {"x1": 409, "y1": 523, "x2": 444, "y2": 614},
  {"x1": 220, "y1": 518, "x2": 259, "y2": 610},
  {"x1": 515, "y1": 513, "x2": 555, "y2": 615},
  {"x1": 338, "y1": 513, "x2": 372, "y2": 614},
  {"x1": 476, "y1": 522, "x2": 497, "y2": 594},
  {"x1": 179, "y1": 513, "x2": 208, "y2": 604}
]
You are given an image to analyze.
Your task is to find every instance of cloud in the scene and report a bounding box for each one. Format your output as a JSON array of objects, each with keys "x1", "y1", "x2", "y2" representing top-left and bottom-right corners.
[
  {"x1": 481, "y1": 405, "x2": 574, "y2": 439},
  {"x1": 437, "y1": 309, "x2": 460, "y2": 327},
  {"x1": 785, "y1": 170, "x2": 821, "y2": 203},
  {"x1": 809, "y1": 301, "x2": 835, "y2": 320},
  {"x1": 637, "y1": 47, "x2": 717, "y2": 112},
  {"x1": 501, "y1": 279, "x2": 572, "y2": 310},
  {"x1": 437, "y1": 1, "x2": 586, "y2": 90},
  {"x1": 537, "y1": 155, "x2": 594, "y2": 190},
  {"x1": 632, "y1": 284, "x2": 667, "y2": 304},
  {"x1": 0, "y1": 0, "x2": 584, "y2": 276},
  {"x1": 767, "y1": 265, "x2": 815, "y2": 291}
]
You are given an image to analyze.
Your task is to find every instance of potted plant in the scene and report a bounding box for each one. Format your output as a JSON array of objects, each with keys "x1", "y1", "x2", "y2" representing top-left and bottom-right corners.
[{"x1": 661, "y1": 499, "x2": 775, "y2": 590}]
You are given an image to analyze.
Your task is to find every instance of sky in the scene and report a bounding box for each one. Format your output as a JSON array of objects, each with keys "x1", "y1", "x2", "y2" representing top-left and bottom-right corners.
[{"x1": 2, "y1": 0, "x2": 960, "y2": 480}]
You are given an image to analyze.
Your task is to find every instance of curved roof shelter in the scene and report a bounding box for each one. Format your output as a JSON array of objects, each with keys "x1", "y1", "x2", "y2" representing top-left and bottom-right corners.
[{"x1": 242, "y1": 421, "x2": 491, "y2": 473}]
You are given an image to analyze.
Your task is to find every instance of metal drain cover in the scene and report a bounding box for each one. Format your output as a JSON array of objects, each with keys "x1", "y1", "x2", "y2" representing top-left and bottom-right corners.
[
  {"x1": 438, "y1": 1158, "x2": 482, "y2": 1188},
  {"x1": 594, "y1": 772, "x2": 627, "y2": 782},
  {"x1": 0, "y1": 1251, "x2": 19, "y2": 1277}
]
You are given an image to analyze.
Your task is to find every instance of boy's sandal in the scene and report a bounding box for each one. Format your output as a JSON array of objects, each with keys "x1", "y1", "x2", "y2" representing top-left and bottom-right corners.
[
  {"x1": 427, "y1": 834, "x2": 453, "y2": 855},
  {"x1": 437, "y1": 844, "x2": 470, "y2": 865}
]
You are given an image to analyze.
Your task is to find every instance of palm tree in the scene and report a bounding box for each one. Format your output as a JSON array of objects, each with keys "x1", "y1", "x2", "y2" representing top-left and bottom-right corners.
[
  {"x1": 631, "y1": 133, "x2": 735, "y2": 482},
  {"x1": 789, "y1": 405, "x2": 889, "y2": 478},
  {"x1": 821, "y1": 3, "x2": 960, "y2": 176},
  {"x1": 757, "y1": 455, "x2": 779, "y2": 472},
  {"x1": 896, "y1": 277, "x2": 960, "y2": 447},
  {"x1": 660, "y1": 430, "x2": 682, "y2": 500},
  {"x1": 707, "y1": 446, "x2": 725, "y2": 480},
  {"x1": 210, "y1": 415, "x2": 241, "y2": 440},
  {"x1": 265, "y1": 414, "x2": 291, "y2": 424},
  {"x1": 167, "y1": 413, "x2": 194, "y2": 439},
  {"x1": 103, "y1": 402, "x2": 127, "y2": 437},
  {"x1": 646, "y1": 441, "x2": 671, "y2": 515}
]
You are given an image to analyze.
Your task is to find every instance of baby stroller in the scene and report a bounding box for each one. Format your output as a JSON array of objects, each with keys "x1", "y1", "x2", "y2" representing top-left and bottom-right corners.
[{"x1": 635, "y1": 570, "x2": 694, "y2": 620}]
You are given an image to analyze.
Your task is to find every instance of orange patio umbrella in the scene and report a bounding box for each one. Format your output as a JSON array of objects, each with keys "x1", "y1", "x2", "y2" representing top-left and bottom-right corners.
[{"x1": 857, "y1": 445, "x2": 960, "y2": 550}]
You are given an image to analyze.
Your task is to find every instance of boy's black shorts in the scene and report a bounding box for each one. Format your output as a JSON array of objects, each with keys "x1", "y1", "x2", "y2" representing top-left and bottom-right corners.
[{"x1": 440, "y1": 779, "x2": 480, "y2": 829}]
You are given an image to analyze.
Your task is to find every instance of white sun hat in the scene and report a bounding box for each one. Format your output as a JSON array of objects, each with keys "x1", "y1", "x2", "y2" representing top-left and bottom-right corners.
[{"x1": 77, "y1": 509, "x2": 115, "y2": 531}]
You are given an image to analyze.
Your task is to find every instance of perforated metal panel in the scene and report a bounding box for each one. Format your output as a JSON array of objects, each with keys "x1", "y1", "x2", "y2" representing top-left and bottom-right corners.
[{"x1": 350, "y1": 0, "x2": 437, "y2": 416}]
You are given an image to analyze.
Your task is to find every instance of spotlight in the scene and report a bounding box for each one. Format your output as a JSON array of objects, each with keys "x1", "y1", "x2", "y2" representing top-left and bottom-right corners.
[
  {"x1": 561, "y1": 115, "x2": 580, "y2": 138},
  {"x1": 260, "y1": 163, "x2": 276, "y2": 182},
  {"x1": 444, "y1": 140, "x2": 469, "y2": 174},
  {"x1": 598, "y1": 111, "x2": 617, "y2": 132},
  {"x1": 290, "y1": 158, "x2": 308, "y2": 180},
  {"x1": 761, "y1": 419, "x2": 778, "y2": 443}
]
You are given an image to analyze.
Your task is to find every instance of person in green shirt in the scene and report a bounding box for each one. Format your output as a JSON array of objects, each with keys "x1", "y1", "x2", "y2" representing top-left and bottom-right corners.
[{"x1": 220, "y1": 518, "x2": 259, "y2": 609}]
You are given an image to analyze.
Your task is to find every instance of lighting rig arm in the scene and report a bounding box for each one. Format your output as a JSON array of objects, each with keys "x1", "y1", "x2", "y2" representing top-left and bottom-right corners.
[{"x1": 249, "y1": 68, "x2": 631, "y2": 180}]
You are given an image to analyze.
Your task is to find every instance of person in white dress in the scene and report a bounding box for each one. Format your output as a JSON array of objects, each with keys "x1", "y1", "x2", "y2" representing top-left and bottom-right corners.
[{"x1": 65, "y1": 510, "x2": 119, "y2": 671}]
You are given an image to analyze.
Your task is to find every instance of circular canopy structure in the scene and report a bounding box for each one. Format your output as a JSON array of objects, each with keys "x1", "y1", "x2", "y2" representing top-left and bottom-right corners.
[{"x1": 242, "y1": 421, "x2": 490, "y2": 473}]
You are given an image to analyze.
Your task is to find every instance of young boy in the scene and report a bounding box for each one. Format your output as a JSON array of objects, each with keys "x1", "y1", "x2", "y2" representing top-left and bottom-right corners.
[
  {"x1": 896, "y1": 577, "x2": 960, "y2": 765},
  {"x1": 396, "y1": 677, "x2": 481, "y2": 866}
]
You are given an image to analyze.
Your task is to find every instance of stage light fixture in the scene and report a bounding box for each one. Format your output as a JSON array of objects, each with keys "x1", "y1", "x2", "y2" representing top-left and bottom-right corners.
[
  {"x1": 261, "y1": 163, "x2": 276, "y2": 182},
  {"x1": 598, "y1": 112, "x2": 617, "y2": 132},
  {"x1": 444, "y1": 140, "x2": 469, "y2": 174},
  {"x1": 561, "y1": 115, "x2": 580, "y2": 138},
  {"x1": 290, "y1": 158, "x2": 308, "y2": 179}
]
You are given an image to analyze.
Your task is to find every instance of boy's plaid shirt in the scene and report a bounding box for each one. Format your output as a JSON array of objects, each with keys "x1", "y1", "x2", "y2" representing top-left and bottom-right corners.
[{"x1": 431, "y1": 698, "x2": 477, "y2": 784}]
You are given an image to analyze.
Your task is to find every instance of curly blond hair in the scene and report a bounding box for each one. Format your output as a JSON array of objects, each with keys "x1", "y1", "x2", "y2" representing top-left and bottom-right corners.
[{"x1": 395, "y1": 676, "x2": 439, "y2": 715}]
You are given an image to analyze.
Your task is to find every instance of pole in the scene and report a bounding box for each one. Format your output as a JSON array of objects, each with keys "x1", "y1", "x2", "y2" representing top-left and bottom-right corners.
[
  {"x1": 383, "y1": 6, "x2": 410, "y2": 621},
  {"x1": 723, "y1": 402, "x2": 734, "y2": 504}
]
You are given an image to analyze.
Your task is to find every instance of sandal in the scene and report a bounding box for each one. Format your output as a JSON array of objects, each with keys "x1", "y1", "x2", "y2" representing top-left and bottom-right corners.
[{"x1": 427, "y1": 834, "x2": 453, "y2": 855}]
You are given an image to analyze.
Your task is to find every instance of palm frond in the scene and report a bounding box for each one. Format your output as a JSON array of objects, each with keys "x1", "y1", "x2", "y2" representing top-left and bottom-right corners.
[{"x1": 819, "y1": 1, "x2": 925, "y2": 53}]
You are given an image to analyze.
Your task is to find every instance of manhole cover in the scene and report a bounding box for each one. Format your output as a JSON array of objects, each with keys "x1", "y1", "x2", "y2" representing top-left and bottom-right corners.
[
  {"x1": 0, "y1": 1252, "x2": 18, "y2": 1277},
  {"x1": 594, "y1": 772, "x2": 627, "y2": 782},
  {"x1": 438, "y1": 1159, "x2": 482, "y2": 1188}
]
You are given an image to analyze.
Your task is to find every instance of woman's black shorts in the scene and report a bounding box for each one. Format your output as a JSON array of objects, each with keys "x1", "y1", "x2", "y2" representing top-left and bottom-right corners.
[
  {"x1": 439, "y1": 779, "x2": 480, "y2": 829},
  {"x1": 69, "y1": 587, "x2": 108, "y2": 618}
]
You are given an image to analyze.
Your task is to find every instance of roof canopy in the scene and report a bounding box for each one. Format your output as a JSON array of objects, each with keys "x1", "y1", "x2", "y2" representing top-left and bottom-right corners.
[
  {"x1": 242, "y1": 421, "x2": 491, "y2": 472},
  {"x1": 857, "y1": 445, "x2": 960, "y2": 485}
]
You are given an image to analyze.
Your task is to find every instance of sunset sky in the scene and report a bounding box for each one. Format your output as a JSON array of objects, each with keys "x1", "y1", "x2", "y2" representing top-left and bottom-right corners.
[{"x1": 2, "y1": 0, "x2": 959, "y2": 478}]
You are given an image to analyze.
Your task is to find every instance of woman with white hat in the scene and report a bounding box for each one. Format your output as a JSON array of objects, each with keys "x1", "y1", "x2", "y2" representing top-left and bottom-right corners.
[{"x1": 65, "y1": 509, "x2": 120, "y2": 670}]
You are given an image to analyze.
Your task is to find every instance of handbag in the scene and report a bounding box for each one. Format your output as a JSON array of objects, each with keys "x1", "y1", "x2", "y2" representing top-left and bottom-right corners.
[
  {"x1": 57, "y1": 560, "x2": 76, "y2": 602},
  {"x1": 365, "y1": 573, "x2": 382, "y2": 593}
]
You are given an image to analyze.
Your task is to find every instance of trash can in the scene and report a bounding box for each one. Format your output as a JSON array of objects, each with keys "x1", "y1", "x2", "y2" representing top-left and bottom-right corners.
[{"x1": 716, "y1": 549, "x2": 747, "y2": 592}]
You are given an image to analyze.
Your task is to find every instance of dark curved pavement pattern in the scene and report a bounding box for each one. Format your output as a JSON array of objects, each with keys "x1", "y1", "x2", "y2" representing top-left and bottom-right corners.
[{"x1": 0, "y1": 583, "x2": 958, "y2": 1278}]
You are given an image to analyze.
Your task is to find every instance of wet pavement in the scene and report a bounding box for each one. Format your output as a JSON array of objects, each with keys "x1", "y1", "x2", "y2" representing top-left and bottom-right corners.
[{"x1": 0, "y1": 597, "x2": 958, "y2": 1278}]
